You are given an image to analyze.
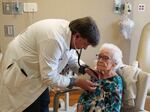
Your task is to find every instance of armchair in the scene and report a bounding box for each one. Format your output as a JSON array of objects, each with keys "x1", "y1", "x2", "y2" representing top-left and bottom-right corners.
[
  {"x1": 117, "y1": 65, "x2": 150, "y2": 112},
  {"x1": 137, "y1": 22, "x2": 150, "y2": 111}
]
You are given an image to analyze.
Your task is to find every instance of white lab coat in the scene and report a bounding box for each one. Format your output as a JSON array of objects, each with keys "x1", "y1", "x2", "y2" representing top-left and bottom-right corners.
[{"x1": 0, "y1": 19, "x2": 80, "y2": 112}]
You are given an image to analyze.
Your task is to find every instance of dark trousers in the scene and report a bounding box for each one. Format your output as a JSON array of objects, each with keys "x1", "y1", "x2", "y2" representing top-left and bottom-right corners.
[{"x1": 23, "y1": 88, "x2": 50, "y2": 112}]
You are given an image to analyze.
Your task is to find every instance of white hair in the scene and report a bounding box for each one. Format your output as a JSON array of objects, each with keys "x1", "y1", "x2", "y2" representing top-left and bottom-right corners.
[{"x1": 99, "y1": 43, "x2": 123, "y2": 70}]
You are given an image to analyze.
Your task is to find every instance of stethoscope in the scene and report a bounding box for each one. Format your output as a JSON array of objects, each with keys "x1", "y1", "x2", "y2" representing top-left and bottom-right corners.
[
  {"x1": 75, "y1": 49, "x2": 82, "y2": 67},
  {"x1": 73, "y1": 37, "x2": 98, "y2": 77},
  {"x1": 75, "y1": 48, "x2": 99, "y2": 78}
]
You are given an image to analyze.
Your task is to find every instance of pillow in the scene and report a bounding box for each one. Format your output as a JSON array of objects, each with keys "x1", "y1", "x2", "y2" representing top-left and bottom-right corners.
[{"x1": 117, "y1": 65, "x2": 141, "y2": 108}]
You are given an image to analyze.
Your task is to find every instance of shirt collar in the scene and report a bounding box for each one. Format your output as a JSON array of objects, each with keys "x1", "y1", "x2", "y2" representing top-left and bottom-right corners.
[{"x1": 64, "y1": 27, "x2": 72, "y2": 50}]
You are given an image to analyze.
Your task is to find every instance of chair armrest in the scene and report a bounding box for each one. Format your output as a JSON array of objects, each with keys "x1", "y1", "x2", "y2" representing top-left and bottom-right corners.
[
  {"x1": 53, "y1": 88, "x2": 82, "y2": 112},
  {"x1": 135, "y1": 71, "x2": 150, "y2": 111}
]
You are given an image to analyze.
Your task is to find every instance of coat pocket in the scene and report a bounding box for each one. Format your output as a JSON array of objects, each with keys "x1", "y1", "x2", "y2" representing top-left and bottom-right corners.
[{"x1": 3, "y1": 61, "x2": 29, "y2": 94}]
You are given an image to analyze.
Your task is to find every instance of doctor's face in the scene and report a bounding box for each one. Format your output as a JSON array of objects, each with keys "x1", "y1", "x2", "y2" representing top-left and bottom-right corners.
[{"x1": 71, "y1": 33, "x2": 90, "y2": 50}]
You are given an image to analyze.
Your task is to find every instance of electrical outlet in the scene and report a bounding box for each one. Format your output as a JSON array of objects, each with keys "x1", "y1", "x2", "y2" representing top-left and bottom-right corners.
[
  {"x1": 138, "y1": 4, "x2": 145, "y2": 12},
  {"x1": 4, "y1": 25, "x2": 14, "y2": 37},
  {"x1": 24, "y1": 3, "x2": 38, "y2": 12}
]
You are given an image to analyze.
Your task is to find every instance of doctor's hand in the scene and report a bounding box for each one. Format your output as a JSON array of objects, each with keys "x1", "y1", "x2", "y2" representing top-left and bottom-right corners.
[{"x1": 74, "y1": 79, "x2": 97, "y2": 92}]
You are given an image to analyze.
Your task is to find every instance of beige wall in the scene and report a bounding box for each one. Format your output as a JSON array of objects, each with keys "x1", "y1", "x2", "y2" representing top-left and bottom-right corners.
[
  {"x1": 0, "y1": 0, "x2": 131, "y2": 67},
  {"x1": 130, "y1": 0, "x2": 150, "y2": 64}
]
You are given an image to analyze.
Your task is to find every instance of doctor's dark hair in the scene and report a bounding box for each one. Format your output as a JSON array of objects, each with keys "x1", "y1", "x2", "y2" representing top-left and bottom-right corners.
[{"x1": 69, "y1": 17, "x2": 100, "y2": 46}]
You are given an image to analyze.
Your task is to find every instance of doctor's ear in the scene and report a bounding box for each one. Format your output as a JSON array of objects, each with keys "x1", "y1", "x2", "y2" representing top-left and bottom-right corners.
[{"x1": 75, "y1": 33, "x2": 81, "y2": 38}]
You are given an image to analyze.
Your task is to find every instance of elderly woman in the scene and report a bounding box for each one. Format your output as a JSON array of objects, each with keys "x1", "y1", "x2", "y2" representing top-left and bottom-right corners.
[{"x1": 77, "y1": 43, "x2": 123, "y2": 112}]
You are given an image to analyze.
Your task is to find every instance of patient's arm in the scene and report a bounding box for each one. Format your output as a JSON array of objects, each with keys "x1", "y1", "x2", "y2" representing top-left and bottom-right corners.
[{"x1": 85, "y1": 68, "x2": 100, "y2": 79}]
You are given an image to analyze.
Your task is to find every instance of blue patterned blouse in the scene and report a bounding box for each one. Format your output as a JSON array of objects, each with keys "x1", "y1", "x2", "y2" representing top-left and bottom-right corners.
[{"x1": 78, "y1": 75, "x2": 123, "y2": 112}]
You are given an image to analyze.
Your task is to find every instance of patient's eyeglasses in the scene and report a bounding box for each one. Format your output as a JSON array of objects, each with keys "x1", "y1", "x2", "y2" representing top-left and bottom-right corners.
[{"x1": 96, "y1": 54, "x2": 112, "y2": 61}]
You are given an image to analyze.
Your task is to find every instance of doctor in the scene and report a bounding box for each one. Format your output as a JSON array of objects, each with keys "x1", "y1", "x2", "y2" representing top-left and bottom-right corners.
[{"x1": 0, "y1": 17, "x2": 100, "y2": 112}]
